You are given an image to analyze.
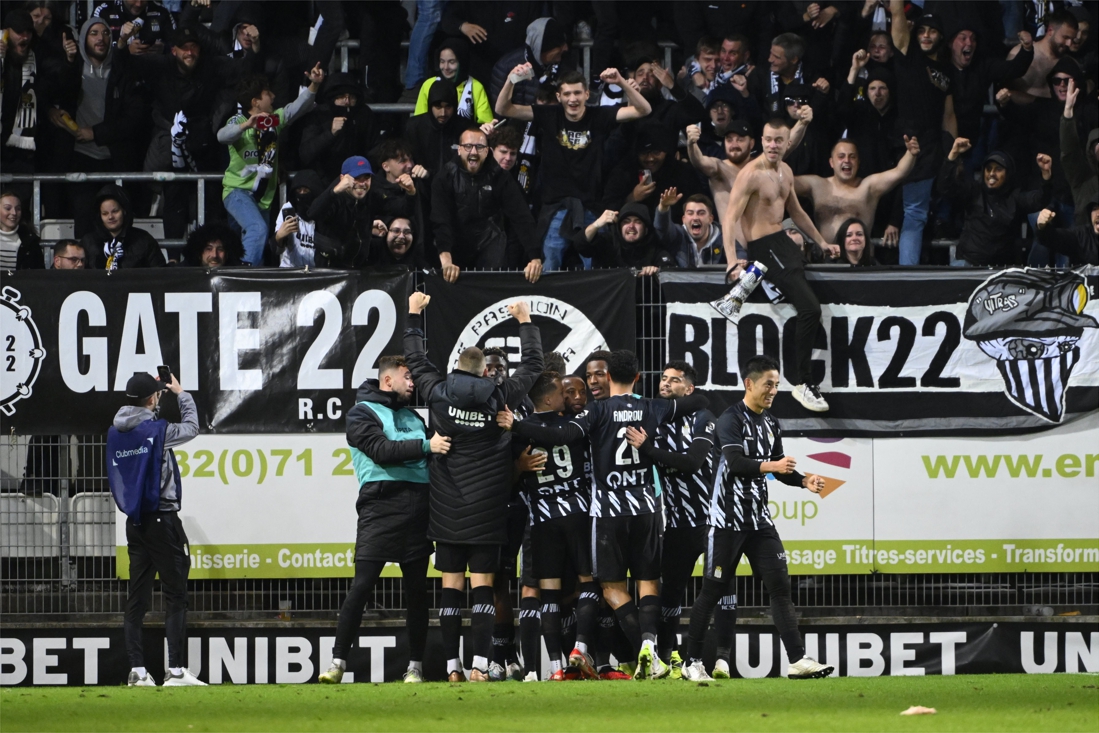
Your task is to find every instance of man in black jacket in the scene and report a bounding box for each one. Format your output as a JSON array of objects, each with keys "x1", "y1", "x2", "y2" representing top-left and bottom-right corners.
[
  {"x1": 405, "y1": 78, "x2": 467, "y2": 177},
  {"x1": 431, "y1": 128, "x2": 541, "y2": 283},
  {"x1": 573, "y1": 202, "x2": 674, "y2": 275},
  {"x1": 308, "y1": 156, "x2": 385, "y2": 268},
  {"x1": 318, "y1": 355, "x2": 451, "y2": 685},
  {"x1": 299, "y1": 73, "x2": 379, "y2": 181},
  {"x1": 403, "y1": 292, "x2": 543, "y2": 682}
]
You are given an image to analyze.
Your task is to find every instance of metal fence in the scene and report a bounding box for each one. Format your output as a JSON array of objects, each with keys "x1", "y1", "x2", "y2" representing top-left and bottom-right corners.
[{"x1": 2, "y1": 274, "x2": 1095, "y2": 622}]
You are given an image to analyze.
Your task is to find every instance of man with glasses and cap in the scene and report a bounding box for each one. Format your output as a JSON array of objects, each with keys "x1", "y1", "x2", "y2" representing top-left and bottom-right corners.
[
  {"x1": 107, "y1": 370, "x2": 200, "y2": 687},
  {"x1": 430, "y1": 127, "x2": 542, "y2": 283},
  {"x1": 308, "y1": 155, "x2": 387, "y2": 268}
]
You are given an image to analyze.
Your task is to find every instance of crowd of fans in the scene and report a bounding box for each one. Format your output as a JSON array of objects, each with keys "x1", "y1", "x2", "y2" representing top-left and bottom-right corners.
[{"x1": 2, "y1": 0, "x2": 1097, "y2": 277}]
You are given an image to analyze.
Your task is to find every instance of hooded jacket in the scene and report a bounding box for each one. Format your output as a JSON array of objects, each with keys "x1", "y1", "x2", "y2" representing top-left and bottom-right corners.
[
  {"x1": 489, "y1": 18, "x2": 565, "y2": 108},
  {"x1": 299, "y1": 74, "x2": 380, "y2": 180},
  {"x1": 1036, "y1": 214, "x2": 1098, "y2": 266},
  {"x1": 344, "y1": 379, "x2": 435, "y2": 563},
  {"x1": 307, "y1": 176, "x2": 375, "y2": 268},
  {"x1": 573, "y1": 202, "x2": 675, "y2": 270},
  {"x1": 836, "y1": 68, "x2": 906, "y2": 177},
  {"x1": 403, "y1": 313, "x2": 543, "y2": 544},
  {"x1": 430, "y1": 156, "x2": 539, "y2": 265},
  {"x1": 84, "y1": 184, "x2": 164, "y2": 269},
  {"x1": 413, "y1": 37, "x2": 494, "y2": 124},
  {"x1": 111, "y1": 390, "x2": 197, "y2": 512},
  {"x1": 947, "y1": 32, "x2": 1032, "y2": 143},
  {"x1": 938, "y1": 151, "x2": 1051, "y2": 266},
  {"x1": 404, "y1": 78, "x2": 467, "y2": 176},
  {"x1": 601, "y1": 122, "x2": 704, "y2": 219},
  {"x1": 1060, "y1": 120, "x2": 1099, "y2": 229},
  {"x1": 274, "y1": 169, "x2": 325, "y2": 267}
]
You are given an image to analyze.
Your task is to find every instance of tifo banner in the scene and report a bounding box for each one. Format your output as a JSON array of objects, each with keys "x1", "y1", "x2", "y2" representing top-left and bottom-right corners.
[
  {"x1": 0, "y1": 270, "x2": 412, "y2": 434},
  {"x1": 661, "y1": 267, "x2": 1099, "y2": 435},
  {"x1": 2, "y1": 622, "x2": 1095, "y2": 685},
  {"x1": 117, "y1": 418, "x2": 1096, "y2": 580},
  {"x1": 421, "y1": 270, "x2": 637, "y2": 375}
]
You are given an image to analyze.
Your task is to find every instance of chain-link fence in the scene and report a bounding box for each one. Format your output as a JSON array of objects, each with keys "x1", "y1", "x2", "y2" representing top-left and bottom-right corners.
[{"x1": 2, "y1": 274, "x2": 1095, "y2": 620}]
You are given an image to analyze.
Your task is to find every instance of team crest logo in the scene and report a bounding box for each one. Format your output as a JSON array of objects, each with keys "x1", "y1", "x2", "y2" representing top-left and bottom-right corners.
[
  {"x1": 963, "y1": 269, "x2": 1097, "y2": 422},
  {"x1": 0, "y1": 286, "x2": 46, "y2": 416},
  {"x1": 448, "y1": 296, "x2": 609, "y2": 374}
]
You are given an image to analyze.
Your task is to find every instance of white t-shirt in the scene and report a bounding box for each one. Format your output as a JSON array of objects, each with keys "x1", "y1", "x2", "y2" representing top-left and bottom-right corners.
[{"x1": 275, "y1": 202, "x2": 317, "y2": 267}]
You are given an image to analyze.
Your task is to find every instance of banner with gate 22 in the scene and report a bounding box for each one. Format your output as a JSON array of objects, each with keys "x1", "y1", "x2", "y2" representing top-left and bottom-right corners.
[
  {"x1": 0, "y1": 269, "x2": 412, "y2": 434},
  {"x1": 661, "y1": 267, "x2": 1099, "y2": 436}
]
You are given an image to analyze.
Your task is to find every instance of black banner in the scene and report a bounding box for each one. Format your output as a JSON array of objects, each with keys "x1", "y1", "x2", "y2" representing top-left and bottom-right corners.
[
  {"x1": 422, "y1": 270, "x2": 637, "y2": 376},
  {"x1": 2, "y1": 621, "x2": 1095, "y2": 685},
  {"x1": 0, "y1": 270, "x2": 412, "y2": 434},
  {"x1": 661, "y1": 267, "x2": 1099, "y2": 435}
]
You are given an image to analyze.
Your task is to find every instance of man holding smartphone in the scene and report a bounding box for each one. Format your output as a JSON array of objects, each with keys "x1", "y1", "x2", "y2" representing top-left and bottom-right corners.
[{"x1": 107, "y1": 368, "x2": 200, "y2": 687}]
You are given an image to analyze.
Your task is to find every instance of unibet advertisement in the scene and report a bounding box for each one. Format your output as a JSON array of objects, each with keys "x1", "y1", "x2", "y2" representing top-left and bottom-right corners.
[{"x1": 115, "y1": 417, "x2": 1097, "y2": 578}]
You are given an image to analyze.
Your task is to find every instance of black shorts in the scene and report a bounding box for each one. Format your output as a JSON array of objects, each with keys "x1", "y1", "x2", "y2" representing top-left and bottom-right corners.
[
  {"x1": 499, "y1": 502, "x2": 537, "y2": 587},
  {"x1": 354, "y1": 483, "x2": 432, "y2": 563},
  {"x1": 530, "y1": 513, "x2": 593, "y2": 580},
  {"x1": 703, "y1": 524, "x2": 787, "y2": 582},
  {"x1": 592, "y1": 513, "x2": 661, "y2": 582},
  {"x1": 434, "y1": 542, "x2": 501, "y2": 574},
  {"x1": 660, "y1": 524, "x2": 709, "y2": 591}
]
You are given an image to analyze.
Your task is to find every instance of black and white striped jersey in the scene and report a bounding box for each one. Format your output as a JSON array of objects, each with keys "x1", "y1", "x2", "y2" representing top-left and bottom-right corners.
[
  {"x1": 515, "y1": 412, "x2": 591, "y2": 523},
  {"x1": 709, "y1": 402, "x2": 784, "y2": 531},
  {"x1": 654, "y1": 409, "x2": 717, "y2": 529}
]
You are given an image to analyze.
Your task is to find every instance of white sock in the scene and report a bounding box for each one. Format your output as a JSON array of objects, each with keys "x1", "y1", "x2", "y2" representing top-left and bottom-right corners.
[
  {"x1": 549, "y1": 658, "x2": 563, "y2": 673},
  {"x1": 332, "y1": 658, "x2": 346, "y2": 670},
  {"x1": 169, "y1": 667, "x2": 182, "y2": 676},
  {"x1": 574, "y1": 641, "x2": 588, "y2": 655},
  {"x1": 472, "y1": 655, "x2": 488, "y2": 672},
  {"x1": 447, "y1": 658, "x2": 462, "y2": 674},
  {"x1": 408, "y1": 660, "x2": 422, "y2": 674},
  {"x1": 132, "y1": 667, "x2": 147, "y2": 678}
]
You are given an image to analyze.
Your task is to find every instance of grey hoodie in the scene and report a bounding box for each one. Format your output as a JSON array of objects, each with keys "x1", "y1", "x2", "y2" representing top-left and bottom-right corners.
[
  {"x1": 75, "y1": 17, "x2": 113, "y2": 160},
  {"x1": 112, "y1": 391, "x2": 198, "y2": 511}
]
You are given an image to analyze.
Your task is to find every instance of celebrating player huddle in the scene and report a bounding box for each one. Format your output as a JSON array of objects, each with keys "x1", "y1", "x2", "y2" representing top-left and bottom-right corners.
[{"x1": 320, "y1": 291, "x2": 833, "y2": 684}]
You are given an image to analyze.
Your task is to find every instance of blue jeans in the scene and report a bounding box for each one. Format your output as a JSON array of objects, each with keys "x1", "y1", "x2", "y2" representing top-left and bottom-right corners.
[
  {"x1": 224, "y1": 188, "x2": 270, "y2": 266},
  {"x1": 404, "y1": 0, "x2": 442, "y2": 89},
  {"x1": 1026, "y1": 198, "x2": 1073, "y2": 268},
  {"x1": 899, "y1": 177, "x2": 934, "y2": 266},
  {"x1": 543, "y1": 208, "x2": 595, "y2": 271}
]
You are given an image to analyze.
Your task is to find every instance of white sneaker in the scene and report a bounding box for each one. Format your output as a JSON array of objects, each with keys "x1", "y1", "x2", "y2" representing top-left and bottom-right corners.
[
  {"x1": 127, "y1": 670, "x2": 156, "y2": 687},
  {"x1": 787, "y1": 656, "x2": 834, "y2": 679},
  {"x1": 488, "y1": 661, "x2": 507, "y2": 682},
  {"x1": 681, "y1": 659, "x2": 712, "y2": 681},
  {"x1": 712, "y1": 658, "x2": 731, "y2": 679},
  {"x1": 163, "y1": 668, "x2": 207, "y2": 687},
  {"x1": 506, "y1": 662, "x2": 524, "y2": 681},
  {"x1": 523, "y1": 671, "x2": 539, "y2": 682},
  {"x1": 318, "y1": 662, "x2": 344, "y2": 684},
  {"x1": 402, "y1": 668, "x2": 423, "y2": 684},
  {"x1": 792, "y1": 384, "x2": 829, "y2": 412},
  {"x1": 650, "y1": 654, "x2": 671, "y2": 680}
]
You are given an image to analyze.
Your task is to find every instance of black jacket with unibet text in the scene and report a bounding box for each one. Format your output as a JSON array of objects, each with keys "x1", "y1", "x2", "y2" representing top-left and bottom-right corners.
[{"x1": 403, "y1": 313, "x2": 543, "y2": 544}]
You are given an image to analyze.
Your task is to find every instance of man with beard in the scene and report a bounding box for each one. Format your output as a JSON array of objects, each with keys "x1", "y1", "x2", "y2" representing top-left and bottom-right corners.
[
  {"x1": 887, "y1": 3, "x2": 958, "y2": 265},
  {"x1": 431, "y1": 128, "x2": 542, "y2": 282},
  {"x1": 181, "y1": 222, "x2": 243, "y2": 268},
  {"x1": 793, "y1": 136, "x2": 920, "y2": 244},
  {"x1": 654, "y1": 190, "x2": 732, "y2": 270},
  {"x1": 370, "y1": 216, "x2": 425, "y2": 269},
  {"x1": 573, "y1": 203, "x2": 674, "y2": 276},
  {"x1": 405, "y1": 77, "x2": 466, "y2": 176},
  {"x1": 1008, "y1": 9, "x2": 1078, "y2": 103},
  {"x1": 403, "y1": 294, "x2": 543, "y2": 682},
  {"x1": 308, "y1": 155, "x2": 386, "y2": 268},
  {"x1": 274, "y1": 169, "x2": 324, "y2": 267},
  {"x1": 946, "y1": 22, "x2": 1034, "y2": 146},
  {"x1": 622, "y1": 55, "x2": 704, "y2": 140},
  {"x1": 300, "y1": 73, "x2": 379, "y2": 181},
  {"x1": 318, "y1": 355, "x2": 452, "y2": 685}
]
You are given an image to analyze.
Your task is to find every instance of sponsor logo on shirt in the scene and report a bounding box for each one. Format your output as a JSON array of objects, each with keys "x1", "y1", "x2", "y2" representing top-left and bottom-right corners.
[{"x1": 558, "y1": 129, "x2": 592, "y2": 151}]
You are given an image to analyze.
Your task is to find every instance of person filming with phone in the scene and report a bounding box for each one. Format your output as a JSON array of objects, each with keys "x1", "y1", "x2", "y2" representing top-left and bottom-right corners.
[{"x1": 107, "y1": 367, "x2": 201, "y2": 687}]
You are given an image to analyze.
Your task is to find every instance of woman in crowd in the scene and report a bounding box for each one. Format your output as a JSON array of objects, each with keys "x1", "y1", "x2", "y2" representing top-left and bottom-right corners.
[{"x1": 414, "y1": 37, "x2": 494, "y2": 126}]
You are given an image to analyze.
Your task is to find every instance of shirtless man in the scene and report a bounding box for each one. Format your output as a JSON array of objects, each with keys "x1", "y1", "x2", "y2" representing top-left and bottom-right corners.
[
  {"x1": 687, "y1": 106, "x2": 812, "y2": 262},
  {"x1": 719, "y1": 117, "x2": 837, "y2": 413},
  {"x1": 1008, "y1": 9, "x2": 1076, "y2": 103},
  {"x1": 793, "y1": 135, "x2": 919, "y2": 243}
]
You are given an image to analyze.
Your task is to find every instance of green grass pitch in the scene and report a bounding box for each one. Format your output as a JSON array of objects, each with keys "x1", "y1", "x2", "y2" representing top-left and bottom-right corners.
[{"x1": 3, "y1": 674, "x2": 1096, "y2": 732}]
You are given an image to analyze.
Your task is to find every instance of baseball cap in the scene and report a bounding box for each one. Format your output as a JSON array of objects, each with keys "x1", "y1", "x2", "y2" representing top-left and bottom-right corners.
[
  {"x1": 724, "y1": 119, "x2": 753, "y2": 138},
  {"x1": 125, "y1": 373, "x2": 166, "y2": 401},
  {"x1": 916, "y1": 13, "x2": 944, "y2": 34},
  {"x1": 170, "y1": 24, "x2": 202, "y2": 47},
  {"x1": 341, "y1": 156, "x2": 373, "y2": 178}
]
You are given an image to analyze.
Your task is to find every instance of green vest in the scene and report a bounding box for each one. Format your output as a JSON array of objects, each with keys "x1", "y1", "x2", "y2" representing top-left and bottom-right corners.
[{"x1": 350, "y1": 401, "x2": 430, "y2": 486}]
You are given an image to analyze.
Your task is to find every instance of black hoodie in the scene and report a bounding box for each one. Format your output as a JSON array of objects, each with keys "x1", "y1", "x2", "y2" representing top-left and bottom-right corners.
[
  {"x1": 938, "y1": 151, "x2": 1051, "y2": 266},
  {"x1": 83, "y1": 184, "x2": 164, "y2": 269},
  {"x1": 402, "y1": 313, "x2": 543, "y2": 544},
  {"x1": 298, "y1": 73, "x2": 380, "y2": 180},
  {"x1": 307, "y1": 175, "x2": 376, "y2": 269},
  {"x1": 404, "y1": 78, "x2": 467, "y2": 176},
  {"x1": 344, "y1": 379, "x2": 435, "y2": 563},
  {"x1": 573, "y1": 201, "x2": 675, "y2": 270}
]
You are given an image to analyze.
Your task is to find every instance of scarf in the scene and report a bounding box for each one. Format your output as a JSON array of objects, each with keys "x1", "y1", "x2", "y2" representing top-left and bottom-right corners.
[
  {"x1": 4, "y1": 53, "x2": 38, "y2": 151},
  {"x1": 517, "y1": 120, "x2": 536, "y2": 193},
  {"x1": 170, "y1": 110, "x2": 197, "y2": 171},
  {"x1": 715, "y1": 62, "x2": 749, "y2": 90},
  {"x1": 456, "y1": 79, "x2": 475, "y2": 120},
  {"x1": 770, "y1": 62, "x2": 803, "y2": 95},
  {"x1": 103, "y1": 235, "x2": 124, "y2": 271}
]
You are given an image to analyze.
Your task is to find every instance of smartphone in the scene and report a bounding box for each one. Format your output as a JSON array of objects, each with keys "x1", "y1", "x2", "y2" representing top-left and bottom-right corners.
[
  {"x1": 640, "y1": 169, "x2": 653, "y2": 186},
  {"x1": 157, "y1": 365, "x2": 172, "y2": 384},
  {"x1": 284, "y1": 206, "x2": 297, "y2": 219}
]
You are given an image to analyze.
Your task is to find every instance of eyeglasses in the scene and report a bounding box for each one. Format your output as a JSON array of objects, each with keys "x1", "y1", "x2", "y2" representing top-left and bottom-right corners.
[
  {"x1": 56, "y1": 256, "x2": 86, "y2": 265},
  {"x1": 1050, "y1": 77, "x2": 1072, "y2": 86},
  {"x1": 457, "y1": 143, "x2": 488, "y2": 152},
  {"x1": 389, "y1": 228, "x2": 413, "y2": 237}
]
